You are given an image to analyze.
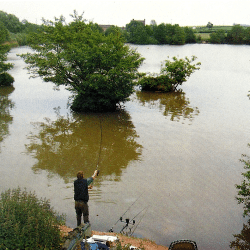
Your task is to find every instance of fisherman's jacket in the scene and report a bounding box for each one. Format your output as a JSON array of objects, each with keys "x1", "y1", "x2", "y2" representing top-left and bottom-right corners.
[{"x1": 74, "y1": 178, "x2": 91, "y2": 202}]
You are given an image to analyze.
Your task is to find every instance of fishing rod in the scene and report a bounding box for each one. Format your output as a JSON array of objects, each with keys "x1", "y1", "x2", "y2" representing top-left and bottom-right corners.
[{"x1": 108, "y1": 192, "x2": 145, "y2": 232}]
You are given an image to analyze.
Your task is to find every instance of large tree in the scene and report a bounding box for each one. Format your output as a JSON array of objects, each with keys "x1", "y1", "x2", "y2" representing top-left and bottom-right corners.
[
  {"x1": 125, "y1": 20, "x2": 148, "y2": 44},
  {"x1": 209, "y1": 29, "x2": 226, "y2": 44},
  {"x1": 20, "y1": 12, "x2": 144, "y2": 112},
  {"x1": 227, "y1": 25, "x2": 246, "y2": 44}
]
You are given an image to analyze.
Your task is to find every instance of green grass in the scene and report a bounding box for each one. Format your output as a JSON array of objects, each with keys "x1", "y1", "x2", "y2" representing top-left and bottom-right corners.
[
  {"x1": 195, "y1": 33, "x2": 210, "y2": 42},
  {"x1": 194, "y1": 25, "x2": 232, "y2": 33}
]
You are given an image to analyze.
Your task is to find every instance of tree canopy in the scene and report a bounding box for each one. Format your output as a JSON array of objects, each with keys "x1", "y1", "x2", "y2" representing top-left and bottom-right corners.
[
  {"x1": 20, "y1": 12, "x2": 144, "y2": 112},
  {"x1": 0, "y1": 22, "x2": 14, "y2": 86},
  {"x1": 0, "y1": 11, "x2": 24, "y2": 33}
]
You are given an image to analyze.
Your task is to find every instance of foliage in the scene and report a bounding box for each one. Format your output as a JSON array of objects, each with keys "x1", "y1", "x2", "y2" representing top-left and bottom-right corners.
[
  {"x1": 184, "y1": 27, "x2": 197, "y2": 43},
  {"x1": 0, "y1": 45, "x2": 14, "y2": 86},
  {"x1": 125, "y1": 20, "x2": 157, "y2": 44},
  {"x1": 0, "y1": 23, "x2": 14, "y2": 86},
  {"x1": 168, "y1": 24, "x2": 186, "y2": 45},
  {"x1": 152, "y1": 23, "x2": 166, "y2": 44},
  {"x1": 153, "y1": 23, "x2": 188, "y2": 45},
  {"x1": 0, "y1": 187, "x2": 65, "y2": 249},
  {"x1": 20, "y1": 12, "x2": 144, "y2": 112},
  {"x1": 115, "y1": 241, "x2": 133, "y2": 250},
  {"x1": 0, "y1": 72, "x2": 14, "y2": 86},
  {"x1": 125, "y1": 21, "x2": 194, "y2": 45},
  {"x1": 138, "y1": 74, "x2": 173, "y2": 92},
  {"x1": 209, "y1": 29, "x2": 226, "y2": 44},
  {"x1": 105, "y1": 25, "x2": 125, "y2": 38},
  {"x1": 139, "y1": 56, "x2": 200, "y2": 92},
  {"x1": 227, "y1": 25, "x2": 246, "y2": 44},
  {"x1": 235, "y1": 144, "x2": 250, "y2": 217},
  {"x1": 206, "y1": 22, "x2": 213, "y2": 29},
  {"x1": 0, "y1": 11, "x2": 24, "y2": 33},
  {"x1": 0, "y1": 21, "x2": 10, "y2": 44},
  {"x1": 0, "y1": 11, "x2": 43, "y2": 46},
  {"x1": 230, "y1": 219, "x2": 250, "y2": 249}
]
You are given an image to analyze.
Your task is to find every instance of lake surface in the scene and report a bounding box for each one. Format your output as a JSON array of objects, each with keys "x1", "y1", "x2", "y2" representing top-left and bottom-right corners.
[{"x1": 1, "y1": 44, "x2": 250, "y2": 249}]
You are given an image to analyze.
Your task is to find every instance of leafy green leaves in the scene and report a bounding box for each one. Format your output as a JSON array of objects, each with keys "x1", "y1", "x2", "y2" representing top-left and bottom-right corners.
[
  {"x1": 0, "y1": 23, "x2": 14, "y2": 86},
  {"x1": 20, "y1": 13, "x2": 144, "y2": 112},
  {"x1": 236, "y1": 144, "x2": 250, "y2": 217},
  {"x1": 138, "y1": 56, "x2": 200, "y2": 92}
]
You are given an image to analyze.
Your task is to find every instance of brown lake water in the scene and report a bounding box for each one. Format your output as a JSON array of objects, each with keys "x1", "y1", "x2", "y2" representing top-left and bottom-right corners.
[{"x1": 1, "y1": 44, "x2": 250, "y2": 249}]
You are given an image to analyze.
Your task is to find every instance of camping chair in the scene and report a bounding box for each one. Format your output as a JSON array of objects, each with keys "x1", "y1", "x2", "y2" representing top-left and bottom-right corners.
[{"x1": 169, "y1": 239, "x2": 198, "y2": 250}]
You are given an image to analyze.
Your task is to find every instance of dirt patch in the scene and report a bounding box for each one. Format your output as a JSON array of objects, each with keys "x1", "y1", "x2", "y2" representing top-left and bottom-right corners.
[{"x1": 92, "y1": 230, "x2": 169, "y2": 250}]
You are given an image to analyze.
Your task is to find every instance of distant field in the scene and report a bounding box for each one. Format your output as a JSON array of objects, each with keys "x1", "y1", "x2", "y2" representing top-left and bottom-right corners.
[
  {"x1": 192, "y1": 26, "x2": 233, "y2": 42},
  {"x1": 195, "y1": 33, "x2": 210, "y2": 41},
  {"x1": 193, "y1": 25, "x2": 232, "y2": 33}
]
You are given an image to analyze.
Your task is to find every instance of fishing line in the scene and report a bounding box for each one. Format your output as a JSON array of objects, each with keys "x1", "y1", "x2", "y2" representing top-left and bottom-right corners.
[
  {"x1": 129, "y1": 205, "x2": 150, "y2": 223},
  {"x1": 130, "y1": 206, "x2": 150, "y2": 236},
  {"x1": 108, "y1": 191, "x2": 145, "y2": 232},
  {"x1": 96, "y1": 114, "x2": 103, "y2": 175}
]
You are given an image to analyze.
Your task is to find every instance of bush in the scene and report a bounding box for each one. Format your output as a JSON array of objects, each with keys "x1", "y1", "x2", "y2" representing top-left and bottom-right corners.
[
  {"x1": 0, "y1": 72, "x2": 14, "y2": 86},
  {"x1": 138, "y1": 74, "x2": 173, "y2": 92},
  {"x1": 0, "y1": 187, "x2": 65, "y2": 249},
  {"x1": 138, "y1": 56, "x2": 200, "y2": 92}
]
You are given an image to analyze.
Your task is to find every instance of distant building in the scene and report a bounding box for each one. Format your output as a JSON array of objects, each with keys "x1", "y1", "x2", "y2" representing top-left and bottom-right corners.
[{"x1": 132, "y1": 19, "x2": 146, "y2": 26}]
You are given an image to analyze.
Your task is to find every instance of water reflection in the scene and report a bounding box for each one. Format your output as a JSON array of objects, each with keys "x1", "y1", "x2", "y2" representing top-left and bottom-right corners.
[
  {"x1": 230, "y1": 219, "x2": 250, "y2": 249},
  {"x1": 136, "y1": 91, "x2": 199, "y2": 122},
  {"x1": 0, "y1": 86, "x2": 15, "y2": 147},
  {"x1": 26, "y1": 109, "x2": 142, "y2": 183}
]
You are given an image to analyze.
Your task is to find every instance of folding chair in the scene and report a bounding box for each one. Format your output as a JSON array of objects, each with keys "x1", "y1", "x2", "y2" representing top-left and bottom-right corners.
[{"x1": 169, "y1": 239, "x2": 198, "y2": 250}]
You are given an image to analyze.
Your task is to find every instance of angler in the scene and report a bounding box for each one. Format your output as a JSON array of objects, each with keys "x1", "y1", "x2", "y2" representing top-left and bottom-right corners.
[{"x1": 74, "y1": 170, "x2": 99, "y2": 226}]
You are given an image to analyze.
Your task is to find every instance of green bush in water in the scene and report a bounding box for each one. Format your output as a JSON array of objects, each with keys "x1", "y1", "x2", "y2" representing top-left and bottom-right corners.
[{"x1": 138, "y1": 56, "x2": 200, "y2": 92}]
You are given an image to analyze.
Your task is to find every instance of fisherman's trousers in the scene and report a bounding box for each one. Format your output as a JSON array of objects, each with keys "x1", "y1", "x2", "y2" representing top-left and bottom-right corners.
[{"x1": 75, "y1": 200, "x2": 89, "y2": 226}]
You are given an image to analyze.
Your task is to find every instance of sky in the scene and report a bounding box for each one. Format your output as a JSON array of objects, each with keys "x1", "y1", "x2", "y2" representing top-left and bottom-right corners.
[{"x1": 1, "y1": 0, "x2": 250, "y2": 27}]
